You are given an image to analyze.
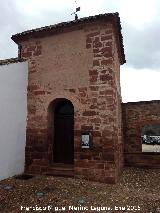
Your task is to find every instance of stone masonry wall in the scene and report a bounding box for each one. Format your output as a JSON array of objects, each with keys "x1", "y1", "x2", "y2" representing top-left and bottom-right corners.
[
  {"x1": 20, "y1": 20, "x2": 123, "y2": 183},
  {"x1": 122, "y1": 100, "x2": 160, "y2": 168}
]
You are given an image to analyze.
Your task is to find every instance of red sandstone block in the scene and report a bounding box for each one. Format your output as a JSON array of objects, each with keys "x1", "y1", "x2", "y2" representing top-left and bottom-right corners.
[
  {"x1": 80, "y1": 98, "x2": 88, "y2": 104},
  {"x1": 35, "y1": 41, "x2": 41, "y2": 45},
  {"x1": 101, "y1": 47, "x2": 112, "y2": 58},
  {"x1": 100, "y1": 74, "x2": 113, "y2": 82},
  {"x1": 93, "y1": 48, "x2": 100, "y2": 53},
  {"x1": 108, "y1": 117, "x2": 115, "y2": 123},
  {"x1": 94, "y1": 37, "x2": 100, "y2": 43},
  {"x1": 104, "y1": 52, "x2": 112, "y2": 58},
  {"x1": 74, "y1": 130, "x2": 81, "y2": 136},
  {"x1": 93, "y1": 59, "x2": 100, "y2": 66},
  {"x1": 31, "y1": 152, "x2": 44, "y2": 159},
  {"x1": 75, "y1": 160, "x2": 88, "y2": 168},
  {"x1": 33, "y1": 159, "x2": 41, "y2": 165},
  {"x1": 102, "y1": 130, "x2": 113, "y2": 137},
  {"x1": 22, "y1": 52, "x2": 32, "y2": 58},
  {"x1": 101, "y1": 46, "x2": 112, "y2": 53},
  {"x1": 99, "y1": 90, "x2": 113, "y2": 96},
  {"x1": 78, "y1": 87, "x2": 87, "y2": 92},
  {"x1": 103, "y1": 146, "x2": 115, "y2": 152},
  {"x1": 89, "y1": 70, "x2": 98, "y2": 75},
  {"x1": 37, "y1": 45, "x2": 42, "y2": 50},
  {"x1": 100, "y1": 70, "x2": 107, "y2": 74},
  {"x1": 47, "y1": 91, "x2": 51, "y2": 94},
  {"x1": 107, "y1": 67, "x2": 113, "y2": 74},
  {"x1": 90, "y1": 118, "x2": 101, "y2": 123},
  {"x1": 69, "y1": 89, "x2": 76, "y2": 93},
  {"x1": 34, "y1": 91, "x2": 45, "y2": 95},
  {"x1": 94, "y1": 53, "x2": 103, "y2": 58},
  {"x1": 27, "y1": 46, "x2": 36, "y2": 52},
  {"x1": 92, "y1": 131, "x2": 101, "y2": 137},
  {"x1": 34, "y1": 115, "x2": 45, "y2": 122},
  {"x1": 89, "y1": 86, "x2": 99, "y2": 91},
  {"x1": 34, "y1": 159, "x2": 48, "y2": 166},
  {"x1": 81, "y1": 125, "x2": 93, "y2": 131},
  {"x1": 105, "y1": 176, "x2": 116, "y2": 184},
  {"x1": 101, "y1": 59, "x2": 113, "y2": 66},
  {"x1": 89, "y1": 75, "x2": 98, "y2": 83},
  {"x1": 25, "y1": 146, "x2": 34, "y2": 152},
  {"x1": 105, "y1": 29, "x2": 113, "y2": 34},
  {"x1": 26, "y1": 128, "x2": 38, "y2": 134},
  {"x1": 105, "y1": 90, "x2": 113, "y2": 95},
  {"x1": 86, "y1": 44, "x2": 91, "y2": 49},
  {"x1": 101, "y1": 35, "x2": 112, "y2": 41},
  {"x1": 87, "y1": 32, "x2": 100, "y2": 38},
  {"x1": 29, "y1": 165, "x2": 41, "y2": 173},
  {"x1": 93, "y1": 154, "x2": 101, "y2": 160},
  {"x1": 27, "y1": 107, "x2": 36, "y2": 114},
  {"x1": 79, "y1": 91, "x2": 86, "y2": 97},
  {"x1": 33, "y1": 51, "x2": 41, "y2": 57},
  {"x1": 83, "y1": 110, "x2": 97, "y2": 116},
  {"x1": 40, "y1": 166, "x2": 48, "y2": 173},
  {"x1": 99, "y1": 90, "x2": 106, "y2": 95},
  {"x1": 96, "y1": 163, "x2": 105, "y2": 169},
  {"x1": 104, "y1": 41, "x2": 112, "y2": 47},
  {"x1": 80, "y1": 153, "x2": 92, "y2": 160},
  {"x1": 91, "y1": 98, "x2": 97, "y2": 103},
  {"x1": 28, "y1": 85, "x2": 39, "y2": 91},
  {"x1": 33, "y1": 48, "x2": 41, "y2": 56},
  {"x1": 103, "y1": 153, "x2": 115, "y2": 161},
  {"x1": 93, "y1": 42, "x2": 102, "y2": 48},
  {"x1": 90, "y1": 104, "x2": 97, "y2": 109},
  {"x1": 30, "y1": 60, "x2": 36, "y2": 65},
  {"x1": 94, "y1": 169, "x2": 105, "y2": 178},
  {"x1": 86, "y1": 37, "x2": 92, "y2": 43},
  {"x1": 30, "y1": 69, "x2": 37, "y2": 74}
]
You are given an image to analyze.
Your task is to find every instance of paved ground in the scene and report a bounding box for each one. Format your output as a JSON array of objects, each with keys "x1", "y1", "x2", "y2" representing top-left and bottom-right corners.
[{"x1": 0, "y1": 167, "x2": 160, "y2": 213}]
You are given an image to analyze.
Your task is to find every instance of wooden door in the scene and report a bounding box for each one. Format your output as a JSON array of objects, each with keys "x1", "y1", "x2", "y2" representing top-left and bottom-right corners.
[{"x1": 54, "y1": 100, "x2": 74, "y2": 164}]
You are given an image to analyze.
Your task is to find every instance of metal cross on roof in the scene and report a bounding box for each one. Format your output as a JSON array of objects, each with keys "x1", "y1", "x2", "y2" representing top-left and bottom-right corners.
[{"x1": 71, "y1": 0, "x2": 80, "y2": 20}]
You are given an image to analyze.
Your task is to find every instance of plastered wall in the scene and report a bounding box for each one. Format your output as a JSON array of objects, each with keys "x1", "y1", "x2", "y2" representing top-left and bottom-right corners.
[{"x1": 0, "y1": 61, "x2": 28, "y2": 180}]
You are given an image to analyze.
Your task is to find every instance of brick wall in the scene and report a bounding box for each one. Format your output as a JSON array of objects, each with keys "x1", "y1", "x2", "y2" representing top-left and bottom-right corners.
[
  {"x1": 122, "y1": 100, "x2": 160, "y2": 168},
  {"x1": 19, "y1": 20, "x2": 123, "y2": 183}
]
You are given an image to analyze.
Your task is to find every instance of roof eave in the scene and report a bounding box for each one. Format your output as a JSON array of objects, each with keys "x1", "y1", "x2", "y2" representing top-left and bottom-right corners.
[{"x1": 11, "y1": 13, "x2": 126, "y2": 64}]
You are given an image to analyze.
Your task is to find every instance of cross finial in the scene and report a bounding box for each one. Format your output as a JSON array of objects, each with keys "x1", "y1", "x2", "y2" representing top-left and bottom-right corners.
[{"x1": 71, "y1": 0, "x2": 80, "y2": 20}]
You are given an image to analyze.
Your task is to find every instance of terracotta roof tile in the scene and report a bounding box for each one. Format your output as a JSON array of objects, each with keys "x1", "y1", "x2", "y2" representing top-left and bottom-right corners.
[
  {"x1": 11, "y1": 12, "x2": 125, "y2": 64},
  {"x1": 0, "y1": 58, "x2": 26, "y2": 66}
]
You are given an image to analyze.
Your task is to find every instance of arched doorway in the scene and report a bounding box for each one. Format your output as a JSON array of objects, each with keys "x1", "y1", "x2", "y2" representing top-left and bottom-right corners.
[{"x1": 53, "y1": 99, "x2": 74, "y2": 164}]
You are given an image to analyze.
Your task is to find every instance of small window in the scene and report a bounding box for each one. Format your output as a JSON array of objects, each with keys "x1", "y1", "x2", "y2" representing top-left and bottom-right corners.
[{"x1": 141, "y1": 124, "x2": 160, "y2": 152}]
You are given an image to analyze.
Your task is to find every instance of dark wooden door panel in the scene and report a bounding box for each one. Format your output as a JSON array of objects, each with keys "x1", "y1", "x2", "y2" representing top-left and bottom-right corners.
[{"x1": 54, "y1": 100, "x2": 74, "y2": 164}]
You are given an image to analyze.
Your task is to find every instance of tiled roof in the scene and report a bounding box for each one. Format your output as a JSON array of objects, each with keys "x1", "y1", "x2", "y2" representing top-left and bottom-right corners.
[
  {"x1": 122, "y1": 100, "x2": 160, "y2": 105},
  {"x1": 0, "y1": 58, "x2": 26, "y2": 66},
  {"x1": 11, "y1": 12, "x2": 125, "y2": 64}
]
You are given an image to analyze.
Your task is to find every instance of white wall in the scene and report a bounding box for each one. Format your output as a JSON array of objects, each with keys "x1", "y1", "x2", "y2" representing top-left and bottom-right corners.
[{"x1": 0, "y1": 61, "x2": 28, "y2": 180}]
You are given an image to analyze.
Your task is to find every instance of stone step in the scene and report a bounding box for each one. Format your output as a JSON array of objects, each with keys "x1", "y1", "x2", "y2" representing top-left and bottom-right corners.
[{"x1": 45, "y1": 164, "x2": 74, "y2": 177}]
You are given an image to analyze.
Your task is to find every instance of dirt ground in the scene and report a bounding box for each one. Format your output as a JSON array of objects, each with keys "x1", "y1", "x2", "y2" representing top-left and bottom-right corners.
[{"x1": 0, "y1": 167, "x2": 160, "y2": 213}]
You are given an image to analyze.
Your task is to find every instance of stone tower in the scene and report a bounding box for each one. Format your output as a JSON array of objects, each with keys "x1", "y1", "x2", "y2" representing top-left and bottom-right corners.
[{"x1": 12, "y1": 12, "x2": 125, "y2": 183}]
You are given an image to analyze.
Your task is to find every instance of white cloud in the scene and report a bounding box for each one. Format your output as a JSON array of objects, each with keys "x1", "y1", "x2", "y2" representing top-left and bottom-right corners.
[
  {"x1": 121, "y1": 66, "x2": 160, "y2": 102},
  {"x1": 15, "y1": 0, "x2": 74, "y2": 15},
  {"x1": 118, "y1": 0, "x2": 157, "y2": 29}
]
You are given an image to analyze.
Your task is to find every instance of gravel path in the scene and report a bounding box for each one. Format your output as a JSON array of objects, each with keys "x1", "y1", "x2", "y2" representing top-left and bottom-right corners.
[{"x1": 0, "y1": 167, "x2": 160, "y2": 213}]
